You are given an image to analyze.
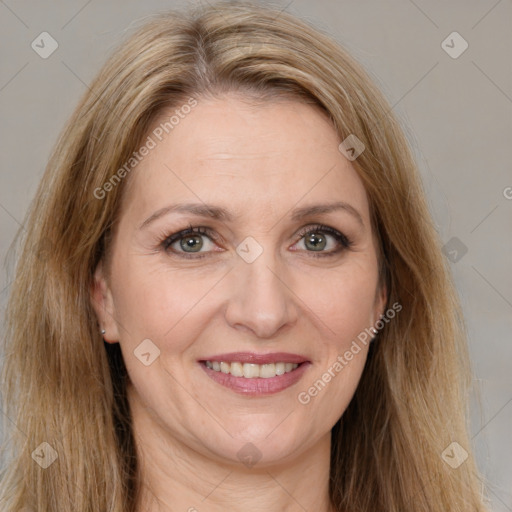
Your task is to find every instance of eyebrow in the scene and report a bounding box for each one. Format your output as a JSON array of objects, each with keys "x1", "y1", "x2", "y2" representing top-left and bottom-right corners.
[{"x1": 139, "y1": 200, "x2": 364, "y2": 230}]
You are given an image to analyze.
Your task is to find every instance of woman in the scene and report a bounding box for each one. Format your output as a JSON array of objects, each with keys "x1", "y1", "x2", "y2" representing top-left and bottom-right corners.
[{"x1": 0, "y1": 2, "x2": 487, "y2": 511}]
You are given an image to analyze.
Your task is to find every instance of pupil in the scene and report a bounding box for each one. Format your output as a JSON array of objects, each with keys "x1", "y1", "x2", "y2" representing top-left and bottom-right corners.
[
  {"x1": 306, "y1": 233, "x2": 326, "y2": 251},
  {"x1": 180, "y1": 235, "x2": 203, "y2": 252}
]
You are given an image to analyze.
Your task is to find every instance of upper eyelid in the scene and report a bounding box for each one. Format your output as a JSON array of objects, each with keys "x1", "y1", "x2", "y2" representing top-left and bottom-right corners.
[{"x1": 165, "y1": 224, "x2": 343, "y2": 239}]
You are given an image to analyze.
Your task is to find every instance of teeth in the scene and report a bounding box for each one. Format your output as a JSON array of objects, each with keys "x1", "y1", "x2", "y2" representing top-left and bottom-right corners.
[
  {"x1": 205, "y1": 361, "x2": 299, "y2": 378},
  {"x1": 230, "y1": 362, "x2": 243, "y2": 377},
  {"x1": 260, "y1": 363, "x2": 276, "y2": 378},
  {"x1": 242, "y1": 363, "x2": 259, "y2": 378}
]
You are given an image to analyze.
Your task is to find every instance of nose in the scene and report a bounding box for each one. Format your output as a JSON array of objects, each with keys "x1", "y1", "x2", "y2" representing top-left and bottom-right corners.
[{"x1": 224, "y1": 255, "x2": 298, "y2": 339}]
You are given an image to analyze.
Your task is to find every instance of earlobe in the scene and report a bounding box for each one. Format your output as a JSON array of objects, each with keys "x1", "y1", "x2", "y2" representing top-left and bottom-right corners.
[{"x1": 91, "y1": 262, "x2": 120, "y2": 343}]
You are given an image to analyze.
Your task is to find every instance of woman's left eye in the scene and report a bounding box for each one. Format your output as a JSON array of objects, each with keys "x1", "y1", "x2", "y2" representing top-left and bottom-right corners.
[
  {"x1": 160, "y1": 224, "x2": 352, "y2": 259},
  {"x1": 293, "y1": 225, "x2": 353, "y2": 256}
]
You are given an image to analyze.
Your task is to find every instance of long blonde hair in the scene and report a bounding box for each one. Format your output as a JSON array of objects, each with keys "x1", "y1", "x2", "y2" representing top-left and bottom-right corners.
[{"x1": 0, "y1": 2, "x2": 487, "y2": 510}]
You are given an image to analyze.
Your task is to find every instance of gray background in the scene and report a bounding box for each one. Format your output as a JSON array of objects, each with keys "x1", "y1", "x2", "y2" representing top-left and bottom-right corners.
[{"x1": 0, "y1": 0, "x2": 510, "y2": 509}]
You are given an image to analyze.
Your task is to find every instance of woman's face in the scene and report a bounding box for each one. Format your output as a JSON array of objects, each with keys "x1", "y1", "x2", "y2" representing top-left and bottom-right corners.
[{"x1": 92, "y1": 94, "x2": 386, "y2": 467}]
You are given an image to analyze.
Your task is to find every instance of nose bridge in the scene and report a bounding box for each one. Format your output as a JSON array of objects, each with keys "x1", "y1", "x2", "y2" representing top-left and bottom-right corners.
[{"x1": 224, "y1": 245, "x2": 296, "y2": 338}]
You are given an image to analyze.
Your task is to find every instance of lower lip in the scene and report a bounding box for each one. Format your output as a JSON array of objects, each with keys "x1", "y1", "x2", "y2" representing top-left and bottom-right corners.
[{"x1": 199, "y1": 362, "x2": 311, "y2": 396}]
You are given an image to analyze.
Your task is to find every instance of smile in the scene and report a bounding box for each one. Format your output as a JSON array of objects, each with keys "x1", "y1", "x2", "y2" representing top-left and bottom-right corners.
[
  {"x1": 205, "y1": 361, "x2": 299, "y2": 378},
  {"x1": 199, "y1": 352, "x2": 310, "y2": 395}
]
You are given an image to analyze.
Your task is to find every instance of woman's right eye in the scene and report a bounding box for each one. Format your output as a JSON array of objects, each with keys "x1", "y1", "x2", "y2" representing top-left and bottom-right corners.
[{"x1": 161, "y1": 226, "x2": 219, "y2": 258}]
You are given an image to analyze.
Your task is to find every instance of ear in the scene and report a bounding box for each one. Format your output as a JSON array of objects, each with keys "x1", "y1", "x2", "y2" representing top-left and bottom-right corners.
[
  {"x1": 371, "y1": 281, "x2": 388, "y2": 331},
  {"x1": 90, "y1": 261, "x2": 120, "y2": 343}
]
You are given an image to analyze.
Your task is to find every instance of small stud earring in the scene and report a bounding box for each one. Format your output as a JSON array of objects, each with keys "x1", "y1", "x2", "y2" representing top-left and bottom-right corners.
[{"x1": 101, "y1": 329, "x2": 106, "y2": 335}]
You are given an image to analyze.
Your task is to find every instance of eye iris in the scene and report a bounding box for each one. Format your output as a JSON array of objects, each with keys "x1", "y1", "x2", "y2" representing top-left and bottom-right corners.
[
  {"x1": 180, "y1": 235, "x2": 203, "y2": 252},
  {"x1": 305, "y1": 232, "x2": 326, "y2": 251}
]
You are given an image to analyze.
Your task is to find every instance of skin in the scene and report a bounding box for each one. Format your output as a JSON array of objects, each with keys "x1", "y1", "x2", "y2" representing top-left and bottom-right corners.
[{"x1": 92, "y1": 93, "x2": 387, "y2": 512}]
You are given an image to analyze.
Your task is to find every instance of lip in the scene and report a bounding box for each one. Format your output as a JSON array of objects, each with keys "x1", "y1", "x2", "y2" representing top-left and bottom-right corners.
[
  {"x1": 198, "y1": 353, "x2": 311, "y2": 396},
  {"x1": 200, "y1": 352, "x2": 309, "y2": 365}
]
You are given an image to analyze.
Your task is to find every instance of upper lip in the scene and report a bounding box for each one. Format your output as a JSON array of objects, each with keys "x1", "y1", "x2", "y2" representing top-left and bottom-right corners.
[{"x1": 200, "y1": 352, "x2": 309, "y2": 365}]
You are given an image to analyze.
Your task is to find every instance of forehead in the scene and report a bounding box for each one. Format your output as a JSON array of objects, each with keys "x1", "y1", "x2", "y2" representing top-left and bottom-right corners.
[{"x1": 121, "y1": 94, "x2": 370, "y2": 222}]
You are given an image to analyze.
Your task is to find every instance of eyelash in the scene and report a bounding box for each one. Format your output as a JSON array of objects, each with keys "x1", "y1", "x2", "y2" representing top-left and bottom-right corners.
[{"x1": 160, "y1": 223, "x2": 353, "y2": 260}]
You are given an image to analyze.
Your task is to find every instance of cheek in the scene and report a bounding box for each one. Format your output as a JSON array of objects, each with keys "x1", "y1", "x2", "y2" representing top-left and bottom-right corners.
[
  {"x1": 294, "y1": 262, "x2": 377, "y2": 428},
  {"x1": 110, "y1": 256, "x2": 222, "y2": 346},
  {"x1": 298, "y1": 257, "x2": 379, "y2": 347}
]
